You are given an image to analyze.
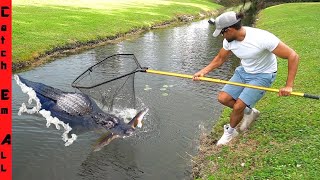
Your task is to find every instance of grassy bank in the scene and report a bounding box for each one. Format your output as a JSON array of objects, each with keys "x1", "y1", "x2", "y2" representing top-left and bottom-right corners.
[
  {"x1": 13, "y1": 0, "x2": 222, "y2": 71},
  {"x1": 194, "y1": 3, "x2": 320, "y2": 179}
]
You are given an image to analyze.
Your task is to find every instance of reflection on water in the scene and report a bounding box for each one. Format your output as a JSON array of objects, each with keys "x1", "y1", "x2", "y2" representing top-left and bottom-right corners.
[
  {"x1": 13, "y1": 19, "x2": 236, "y2": 180},
  {"x1": 79, "y1": 141, "x2": 144, "y2": 179}
]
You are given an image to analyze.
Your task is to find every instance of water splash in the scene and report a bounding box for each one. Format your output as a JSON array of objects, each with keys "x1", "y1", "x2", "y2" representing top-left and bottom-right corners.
[
  {"x1": 111, "y1": 108, "x2": 138, "y2": 123},
  {"x1": 14, "y1": 75, "x2": 77, "y2": 146}
]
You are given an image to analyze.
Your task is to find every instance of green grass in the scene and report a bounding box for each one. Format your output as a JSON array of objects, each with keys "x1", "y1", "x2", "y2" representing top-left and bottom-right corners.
[
  {"x1": 195, "y1": 3, "x2": 320, "y2": 179},
  {"x1": 12, "y1": 0, "x2": 221, "y2": 70}
]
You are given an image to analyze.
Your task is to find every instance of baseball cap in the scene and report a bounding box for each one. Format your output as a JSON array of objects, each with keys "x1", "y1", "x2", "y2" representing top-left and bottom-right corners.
[{"x1": 211, "y1": 11, "x2": 241, "y2": 37}]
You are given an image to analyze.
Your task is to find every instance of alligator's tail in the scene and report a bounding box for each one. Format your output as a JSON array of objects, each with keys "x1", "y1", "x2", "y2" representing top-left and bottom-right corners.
[{"x1": 16, "y1": 75, "x2": 64, "y2": 101}]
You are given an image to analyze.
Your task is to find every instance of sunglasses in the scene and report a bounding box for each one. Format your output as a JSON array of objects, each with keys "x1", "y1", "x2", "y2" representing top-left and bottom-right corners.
[{"x1": 220, "y1": 27, "x2": 229, "y2": 35}]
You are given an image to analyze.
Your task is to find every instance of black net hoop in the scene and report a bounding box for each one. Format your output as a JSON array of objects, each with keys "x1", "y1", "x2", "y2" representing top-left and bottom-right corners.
[{"x1": 72, "y1": 54, "x2": 146, "y2": 111}]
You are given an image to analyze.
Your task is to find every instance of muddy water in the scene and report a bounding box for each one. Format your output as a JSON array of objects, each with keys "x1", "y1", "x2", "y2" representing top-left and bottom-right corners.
[{"x1": 12, "y1": 20, "x2": 236, "y2": 180}]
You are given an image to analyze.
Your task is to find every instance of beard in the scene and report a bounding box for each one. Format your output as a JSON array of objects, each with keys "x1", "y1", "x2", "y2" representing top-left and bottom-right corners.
[{"x1": 226, "y1": 37, "x2": 235, "y2": 42}]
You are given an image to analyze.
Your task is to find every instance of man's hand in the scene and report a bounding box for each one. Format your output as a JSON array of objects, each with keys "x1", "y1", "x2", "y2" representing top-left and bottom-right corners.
[
  {"x1": 272, "y1": 41, "x2": 299, "y2": 97},
  {"x1": 279, "y1": 86, "x2": 293, "y2": 96},
  {"x1": 192, "y1": 48, "x2": 231, "y2": 81},
  {"x1": 192, "y1": 70, "x2": 206, "y2": 81}
]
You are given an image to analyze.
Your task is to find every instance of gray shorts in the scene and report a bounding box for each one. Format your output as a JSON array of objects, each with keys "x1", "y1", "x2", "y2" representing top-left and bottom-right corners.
[{"x1": 222, "y1": 66, "x2": 277, "y2": 108}]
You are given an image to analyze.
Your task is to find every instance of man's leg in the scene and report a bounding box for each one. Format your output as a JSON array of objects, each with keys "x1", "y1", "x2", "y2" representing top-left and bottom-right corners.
[
  {"x1": 238, "y1": 72, "x2": 277, "y2": 131},
  {"x1": 216, "y1": 94, "x2": 247, "y2": 146},
  {"x1": 218, "y1": 91, "x2": 251, "y2": 120},
  {"x1": 217, "y1": 91, "x2": 236, "y2": 108},
  {"x1": 216, "y1": 66, "x2": 247, "y2": 145},
  {"x1": 230, "y1": 99, "x2": 247, "y2": 128}
]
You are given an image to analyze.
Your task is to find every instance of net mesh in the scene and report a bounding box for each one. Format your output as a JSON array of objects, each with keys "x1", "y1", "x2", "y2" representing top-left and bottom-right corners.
[{"x1": 72, "y1": 54, "x2": 143, "y2": 111}]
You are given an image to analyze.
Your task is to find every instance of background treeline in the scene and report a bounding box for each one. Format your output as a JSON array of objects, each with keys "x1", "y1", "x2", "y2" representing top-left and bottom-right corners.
[
  {"x1": 215, "y1": 0, "x2": 320, "y2": 8},
  {"x1": 214, "y1": 0, "x2": 319, "y2": 26}
]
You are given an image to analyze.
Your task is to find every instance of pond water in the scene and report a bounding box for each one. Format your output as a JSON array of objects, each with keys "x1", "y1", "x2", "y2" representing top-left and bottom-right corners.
[{"x1": 12, "y1": 19, "x2": 236, "y2": 180}]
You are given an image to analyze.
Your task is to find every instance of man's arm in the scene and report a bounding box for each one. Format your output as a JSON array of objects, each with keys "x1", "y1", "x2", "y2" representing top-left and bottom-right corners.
[
  {"x1": 272, "y1": 41, "x2": 299, "y2": 96},
  {"x1": 193, "y1": 48, "x2": 231, "y2": 80}
]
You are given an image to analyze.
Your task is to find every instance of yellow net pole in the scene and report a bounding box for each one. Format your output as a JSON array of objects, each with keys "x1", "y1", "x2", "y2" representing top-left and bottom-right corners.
[{"x1": 146, "y1": 69, "x2": 305, "y2": 97}]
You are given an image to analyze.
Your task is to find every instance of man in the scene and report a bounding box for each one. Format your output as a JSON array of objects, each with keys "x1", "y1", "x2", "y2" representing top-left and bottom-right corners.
[{"x1": 193, "y1": 11, "x2": 299, "y2": 145}]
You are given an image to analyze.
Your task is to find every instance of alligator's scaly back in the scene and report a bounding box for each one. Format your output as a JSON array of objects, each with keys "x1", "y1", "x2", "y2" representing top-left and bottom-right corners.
[
  {"x1": 18, "y1": 75, "x2": 94, "y2": 116},
  {"x1": 18, "y1": 75, "x2": 64, "y2": 101}
]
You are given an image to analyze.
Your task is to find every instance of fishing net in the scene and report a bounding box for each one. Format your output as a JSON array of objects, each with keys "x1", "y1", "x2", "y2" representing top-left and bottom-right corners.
[{"x1": 72, "y1": 54, "x2": 145, "y2": 111}]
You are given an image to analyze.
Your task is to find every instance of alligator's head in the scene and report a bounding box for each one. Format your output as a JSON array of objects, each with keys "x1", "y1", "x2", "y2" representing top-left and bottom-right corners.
[
  {"x1": 121, "y1": 107, "x2": 149, "y2": 136},
  {"x1": 93, "y1": 108, "x2": 149, "y2": 151}
]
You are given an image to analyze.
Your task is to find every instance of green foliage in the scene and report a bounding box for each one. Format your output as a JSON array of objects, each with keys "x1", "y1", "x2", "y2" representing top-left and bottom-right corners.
[{"x1": 198, "y1": 3, "x2": 320, "y2": 179}]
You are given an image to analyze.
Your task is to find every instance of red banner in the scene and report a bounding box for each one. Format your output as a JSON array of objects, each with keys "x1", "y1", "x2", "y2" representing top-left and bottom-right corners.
[{"x1": 0, "y1": 0, "x2": 12, "y2": 179}]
